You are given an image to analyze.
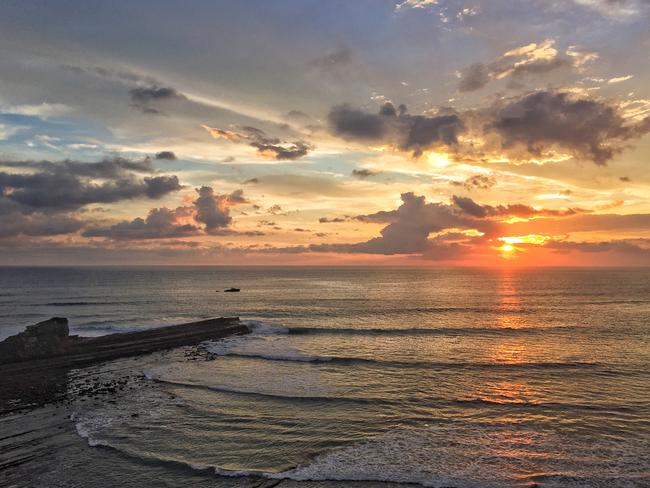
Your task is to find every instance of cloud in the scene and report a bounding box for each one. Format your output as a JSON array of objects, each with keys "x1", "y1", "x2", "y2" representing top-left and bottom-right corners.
[
  {"x1": 607, "y1": 75, "x2": 634, "y2": 84},
  {"x1": 545, "y1": 238, "x2": 650, "y2": 255},
  {"x1": 328, "y1": 102, "x2": 463, "y2": 157},
  {"x1": 84, "y1": 187, "x2": 249, "y2": 240},
  {"x1": 0, "y1": 158, "x2": 182, "y2": 212},
  {"x1": 319, "y1": 216, "x2": 349, "y2": 223},
  {"x1": 450, "y1": 174, "x2": 496, "y2": 191},
  {"x1": 451, "y1": 195, "x2": 587, "y2": 219},
  {"x1": 309, "y1": 47, "x2": 353, "y2": 74},
  {"x1": 571, "y1": 0, "x2": 650, "y2": 17},
  {"x1": 155, "y1": 151, "x2": 177, "y2": 160},
  {"x1": 457, "y1": 39, "x2": 596, "y2": 92},
  {"x1": 0, "y1": 209, "x2": 84, "y2": 238},
  {"x1": 503, "y1": 212, "x2": 650, "y2": 235},
  {"x1": 202, "y1": 125, "x2": 314, "y2": 160},
  {"x1": 395, "y1": 0, "x2": 438, "y2": 11},
  {"x1": 83, "y1": 206, "x2": 199, "y2": 240},
  {"x1": 484, "y1": 90, "x2": 650, "y2": 164},
  {"x1": 351, "y1": 169, "x2": 380, "y2": 178},
  {"x1": 194, "y1": 187, "x2": 248, "y2": 233},
  {"x1": 129, "y1": 85, "x2": 185, "y2": 114},
  {"x1": 281, "y1": 193, "x2": 595, "y2": 259}
]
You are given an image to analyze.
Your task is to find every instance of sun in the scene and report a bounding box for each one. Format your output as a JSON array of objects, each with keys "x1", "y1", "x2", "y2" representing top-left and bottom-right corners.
[{"x1": 497, "y1": 243, "x2": 519, "y2": 259}]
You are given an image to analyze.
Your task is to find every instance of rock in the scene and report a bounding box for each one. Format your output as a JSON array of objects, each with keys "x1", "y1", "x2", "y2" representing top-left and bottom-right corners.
[{"x1": 0, "y1": 318, "x2": 71, "y2": 363}]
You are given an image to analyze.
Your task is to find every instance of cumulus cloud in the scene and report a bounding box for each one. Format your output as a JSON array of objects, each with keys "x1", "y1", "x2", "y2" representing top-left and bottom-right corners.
[
  {"x1": 285, "y1": 193, "x2": 596, "y2": 259},
  {"x1": 457, "y1": 39, "x2": 596, "y2": 92},
  {"x1": 194, "y1": 187, "x2": 249, "y2": 233},
  {"x1": 328, "y1": 102, "x2": 462, "y2": 157},
  {"x1": 0, "y1": 158, "x2": 182, "y2": 212},
  {"x1": 202, "y1": 125, "x2": 314, "y2": 160},
  {"x1": 84, "y1": 187, "x2": 250, "y2": 240},
  {"x1": 484, "y1": 90, "x2": 650, "y2": 165},
  {"x1": 83, "y1": 206, "x2": 199, "y2": 240}
]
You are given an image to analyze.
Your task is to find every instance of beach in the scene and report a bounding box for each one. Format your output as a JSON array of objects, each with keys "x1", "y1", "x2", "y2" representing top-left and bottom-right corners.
[{"x1": 1, "y1": 267, "x2": 649, "y2": 487}]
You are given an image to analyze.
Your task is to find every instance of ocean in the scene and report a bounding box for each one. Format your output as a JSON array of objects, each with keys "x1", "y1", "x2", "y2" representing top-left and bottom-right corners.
[{"x1": 1, "y1": 266, "x2": 649, "y2": 487}]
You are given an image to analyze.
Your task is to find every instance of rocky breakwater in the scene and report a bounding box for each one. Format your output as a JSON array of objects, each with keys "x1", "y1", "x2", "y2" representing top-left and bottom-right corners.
[{"x1": 0, "y1": 316, "x2": 248, "y2": 412}]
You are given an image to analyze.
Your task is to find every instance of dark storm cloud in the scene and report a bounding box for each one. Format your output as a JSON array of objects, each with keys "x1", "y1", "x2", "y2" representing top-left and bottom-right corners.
[
  {"x1": 129, "y1": 85, "x2": 185, "y2": 114},
  {"x1": 484, "y1": 91, "x2": 650, "y2": 165},
  {"x1": 328, "y1": 102, "x2": 463, "y2": 157},
  {"x1": 203, "y1": 125, "x2": 314, "y2": 160},
  {"x1": 155, "y1": 151, "x2": 177, "y2": 160},
  {"x1": 450, "y1": 174, "x2": 496, "y2": 191},
  {"x1": 0, "y1": 158, "x2": 182, "y2": 212}
]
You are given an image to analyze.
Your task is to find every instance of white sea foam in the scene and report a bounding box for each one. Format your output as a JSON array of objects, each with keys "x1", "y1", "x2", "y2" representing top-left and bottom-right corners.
[{"x1": 267, "y1": 424, "x2": 649, "y2": 488}]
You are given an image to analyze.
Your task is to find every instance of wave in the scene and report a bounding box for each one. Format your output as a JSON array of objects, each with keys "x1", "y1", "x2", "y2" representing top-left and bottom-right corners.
[
  {"x1": 142, "y1": 373, "x2": 387, "y2": 405},
  {"x1": 44, "y1": 301, "x2": 141, "y2": 306},
  {"x1": 143, "y1": 372, "x2": 636, "y2": 413},
  {"x1": 286, "y1": 324, "x2": 585, "y2": 336},
  {"x1": 207, "y1": 351, "x2": 606, "y2": 371},
  {"x1": 74, "y1": 419, "x2": 647, "y2": 488}
]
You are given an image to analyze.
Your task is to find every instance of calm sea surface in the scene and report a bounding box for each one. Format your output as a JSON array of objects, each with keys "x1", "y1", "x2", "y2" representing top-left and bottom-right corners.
[{"x1": 1, "y1": 267, "x2": 649, "y2": 487}]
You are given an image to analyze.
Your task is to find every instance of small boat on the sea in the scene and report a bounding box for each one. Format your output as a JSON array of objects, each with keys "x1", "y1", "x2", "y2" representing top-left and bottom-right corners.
[{"x1": 224, "y1": 287, "x2": 241, "y2": 292}]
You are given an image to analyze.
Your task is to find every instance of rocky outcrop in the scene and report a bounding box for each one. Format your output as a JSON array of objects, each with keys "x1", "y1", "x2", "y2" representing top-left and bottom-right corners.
[{"x1": 0, "y1": 317, "x2": 72, "y2": 363}]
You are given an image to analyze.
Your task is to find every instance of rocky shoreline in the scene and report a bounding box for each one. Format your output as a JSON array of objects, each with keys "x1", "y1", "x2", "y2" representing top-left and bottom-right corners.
[{"x1": 0, "y1": 317, "x2": 248, "y2": 413}]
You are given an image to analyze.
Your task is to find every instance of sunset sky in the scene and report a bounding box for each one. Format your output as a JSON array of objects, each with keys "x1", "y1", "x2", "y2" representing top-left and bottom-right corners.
[{"x1": 1, "y1": 0, "x2": 649, "y2": 266}]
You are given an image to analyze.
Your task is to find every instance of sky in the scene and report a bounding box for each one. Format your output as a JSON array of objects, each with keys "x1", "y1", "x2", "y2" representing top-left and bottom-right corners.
[{"x1": 1, "y1": 0, "x2": 649, "y2": 266}]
